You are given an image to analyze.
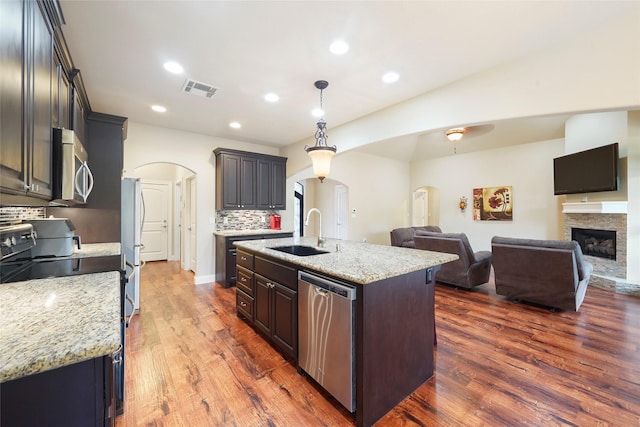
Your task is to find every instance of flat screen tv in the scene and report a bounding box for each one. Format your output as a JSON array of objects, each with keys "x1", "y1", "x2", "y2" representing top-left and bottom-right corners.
[{"x1": 553, "y1": 142, "x2": 619, "y2": 195}]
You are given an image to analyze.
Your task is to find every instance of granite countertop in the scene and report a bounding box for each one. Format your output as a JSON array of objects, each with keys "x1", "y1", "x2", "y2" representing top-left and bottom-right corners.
[
  {"x1": 214, "y1": 229, "x2": 293, "y2": 237},
  {"x1": 0, "y1": 271, "x2": 121, "y2": 383},
  {"x1": 70, "y1": 242, "x2": 121, "y2": 258},
  {"x1": 234, "y1": 236, "x2": 458, "y2": 285}
]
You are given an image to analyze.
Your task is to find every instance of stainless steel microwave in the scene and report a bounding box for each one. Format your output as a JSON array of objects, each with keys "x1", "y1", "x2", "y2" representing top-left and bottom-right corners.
[{"x1": 51, "y1": 128, "x2": 94, "y2": 205}]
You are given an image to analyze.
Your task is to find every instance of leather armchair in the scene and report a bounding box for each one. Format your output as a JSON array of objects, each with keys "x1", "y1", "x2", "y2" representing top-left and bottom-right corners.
[
  {"x1": 491, "y1": 236, "x2": 593, "y2": 311},
  {"x1": 414, "y1": 231, "x2": 492, "y2": 289}
]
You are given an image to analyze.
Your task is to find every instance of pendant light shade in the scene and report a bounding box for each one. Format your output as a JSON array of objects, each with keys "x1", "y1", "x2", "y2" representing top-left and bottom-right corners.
[{"x1": 305, "y1": 80, "x2": 337, "y2": 183}]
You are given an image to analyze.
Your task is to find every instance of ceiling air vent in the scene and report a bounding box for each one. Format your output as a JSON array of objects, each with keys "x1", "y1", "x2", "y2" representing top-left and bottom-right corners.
[{"x1": 182, "y1": 79, "x2": 218, "y2": 98}]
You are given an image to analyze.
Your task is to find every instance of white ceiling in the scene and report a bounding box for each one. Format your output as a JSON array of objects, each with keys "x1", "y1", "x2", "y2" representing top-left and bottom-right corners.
[{"x1": 59, "y1": 1, "x2": 635, "y2": 153}]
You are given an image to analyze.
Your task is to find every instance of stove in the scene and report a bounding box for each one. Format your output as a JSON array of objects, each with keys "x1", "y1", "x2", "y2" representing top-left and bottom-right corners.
[{"x1": 1, "y1": 224, "x2": 122, "y2": 283}]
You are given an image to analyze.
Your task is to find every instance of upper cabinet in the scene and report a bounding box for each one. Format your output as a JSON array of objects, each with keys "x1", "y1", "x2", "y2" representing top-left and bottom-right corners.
[
  {"x1": 215, "y1": 149, "x2": 287, "y2": 211},
  {"x1": 0, "y1": 0, "x2": 54, "y2": 203},
  {"x1": 257, "y1": 157, "x2": 286, "y2": 210},
  {"x1": 0, "y1": 0, "x2": 92, "y2": 206}
]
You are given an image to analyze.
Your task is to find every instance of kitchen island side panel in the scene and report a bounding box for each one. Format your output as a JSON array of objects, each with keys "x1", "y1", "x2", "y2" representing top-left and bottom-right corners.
[{"x1": 356, "y1": 268, "x2": 435, "y2": 427}]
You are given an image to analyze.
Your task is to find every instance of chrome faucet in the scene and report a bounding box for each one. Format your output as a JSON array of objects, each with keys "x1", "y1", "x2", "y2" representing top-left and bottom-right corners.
[{"x1": 305, "y1": 208, "x2": 325, "y2": 247}]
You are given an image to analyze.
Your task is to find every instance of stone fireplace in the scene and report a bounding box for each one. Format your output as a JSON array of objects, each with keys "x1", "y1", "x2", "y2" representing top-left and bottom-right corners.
[
  {"x1": 562, "y1": 202, "x2": 637, "y2": 296},
  {"x1": 571, "y1": 227, "x2": 616, "y2": 260}
]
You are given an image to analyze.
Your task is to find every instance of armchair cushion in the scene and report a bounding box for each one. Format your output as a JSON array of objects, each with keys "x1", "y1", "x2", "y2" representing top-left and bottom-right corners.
[{"x1": 414, "y1": 232, "x2": 491, "y2": 289}]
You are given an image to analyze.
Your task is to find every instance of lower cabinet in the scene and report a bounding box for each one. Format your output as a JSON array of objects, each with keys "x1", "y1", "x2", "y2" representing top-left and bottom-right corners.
[
  {"x1": 236, "y1": 250, "x2": 298, "y2": 360},
  {"x1": 215, "y1": 232, "x2": 292, "y2": 288},
  {"x1": 1, "y1": 355, "x2": 116, "y2": 427}
]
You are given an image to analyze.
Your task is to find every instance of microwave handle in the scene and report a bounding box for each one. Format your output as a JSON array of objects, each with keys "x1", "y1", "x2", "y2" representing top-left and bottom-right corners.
[
  {"x1": 84, "y1": 162, "x2": 94, "y2": 201},
  {"x1": 74, "y1": 162, "x2": 94, "y2": 202}
]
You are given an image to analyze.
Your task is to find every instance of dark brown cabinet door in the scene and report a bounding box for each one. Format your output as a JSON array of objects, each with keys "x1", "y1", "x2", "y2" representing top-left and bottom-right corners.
[
  {"x1": 272, "y1": 282, "x2": 297, "y2": 357},
  {"x1": 257, "y1": 158, "x2": 286, "y2": 210},
  {"x1": 29, "y1": 0, "x2": 53, "y2": 200},
  {"x1": 1, "y1": 355, "x2": 114, "y2": 427},
  {"x1": 270, "y1": 159, "x2": 286, "y2": 209},
  {"x1": 254, "y1": 274, "x2": 273, "y2": 336},
  {"x1": 239, "y1": 155, "x2": 257, "y2": 208},
  {"x1": 52, "y1": 52, "x2": 71, "y2": 129},
  {"x1": 0, "y1": 0, "x2": 27, "y2": 195},
  {"x1": 0, "y1": 0, "x2": 52, "y2": 201}
]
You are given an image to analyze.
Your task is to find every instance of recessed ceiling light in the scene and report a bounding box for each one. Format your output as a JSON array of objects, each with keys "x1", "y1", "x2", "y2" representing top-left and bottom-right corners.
[
  {"x1": 382, "y1": 71, "x2": 399, "y2": 84},
  {"x1": 151, "y1": 105, "x2": 167, "y2": 113},
  {"x1": 311, "y1": 108, "x2": 324, "y2": 118},
  {"x1": 163, "y1": 61, "x2": 184, "y2": 74},
  {"x1": 264, "y1": 93, "x2": 279, "y2": 103},
  {"x1": 329, "y1": 40, "x2": 349, "y2": 55},
  {"x1": 229, "y1": 122, "x2": 241, "y2": 129}
]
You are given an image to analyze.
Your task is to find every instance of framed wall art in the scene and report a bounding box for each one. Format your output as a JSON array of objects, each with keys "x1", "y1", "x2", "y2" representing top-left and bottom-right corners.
[{"x1": 473, "y1": 186, "x2": 513, "y2": 221}]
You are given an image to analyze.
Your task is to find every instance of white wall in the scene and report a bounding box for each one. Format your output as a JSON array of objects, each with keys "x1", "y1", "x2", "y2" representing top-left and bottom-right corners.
[
  {"x1": 410, "y1": 139, "x2": 565, "y2": 252},
  {"x1": 285, "y1": 151, "x2": 410, "y2": 245},
  {"x1": 123, "y1": 122, "x2": 279, "y2": 285},
  {"x1": 628, "y1": 111, "x2": 640, "y2": 283}
]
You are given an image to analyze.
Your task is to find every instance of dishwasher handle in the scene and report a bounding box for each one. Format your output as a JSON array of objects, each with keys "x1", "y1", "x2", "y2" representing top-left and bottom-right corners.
[{"x1": 299, "y1": 271, "x2": 356, "y2": 300}]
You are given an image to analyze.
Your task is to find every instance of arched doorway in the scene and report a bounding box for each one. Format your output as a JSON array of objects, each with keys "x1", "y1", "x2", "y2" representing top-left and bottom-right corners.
[
  {"x1": 132, "y1": 162, "x2": 195, "y2": 271},
  {"x1": 295, "y1": 177, "x2": 349, "y2": 241},
  {"x1": 413, "y1": 186, "x2": 440, "y2": 227}
]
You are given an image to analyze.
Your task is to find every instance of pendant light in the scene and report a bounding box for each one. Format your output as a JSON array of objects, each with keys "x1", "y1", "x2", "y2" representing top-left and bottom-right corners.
[{"x1": 305, "y1": 80, "x2": 337, "y2": 183}]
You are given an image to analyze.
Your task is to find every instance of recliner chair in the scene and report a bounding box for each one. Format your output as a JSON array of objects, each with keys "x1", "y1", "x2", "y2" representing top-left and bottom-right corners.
[
  {"x1": 414, "y1": 231, "x2": 492, "y2": 289},
  {"x1": 491, "y1": 236, "x2": 593, "y2": 311}
]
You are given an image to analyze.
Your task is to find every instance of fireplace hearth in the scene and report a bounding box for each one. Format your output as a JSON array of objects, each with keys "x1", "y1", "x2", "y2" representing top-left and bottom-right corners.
[{"x1": 571, "y1": 228, "x2": 616, "y2": 260}]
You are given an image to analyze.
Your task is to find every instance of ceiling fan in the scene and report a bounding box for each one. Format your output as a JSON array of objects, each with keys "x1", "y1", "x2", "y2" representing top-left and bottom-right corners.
[{"x1": 445, "y1": 124, "x2": 495, "y2": 141}]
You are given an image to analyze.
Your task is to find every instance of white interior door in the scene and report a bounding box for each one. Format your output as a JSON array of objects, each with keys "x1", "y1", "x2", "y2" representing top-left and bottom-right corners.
[
  {"x1": 141, "y1": 180, "x2": 170, "y2": 262},
  {"x1": 335, "y1": 184, "x2": 348, "y2": 240},
  {"x1": 413, "y1": 190, "x2": 427, "y2": 226},
  {"x1": 189, "y1": 176, "x2": 197, "y2": 273}
]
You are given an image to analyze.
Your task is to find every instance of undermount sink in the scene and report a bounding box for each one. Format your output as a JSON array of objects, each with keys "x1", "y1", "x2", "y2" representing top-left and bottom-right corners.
[{"x1": 270, "y1": 245, "x2": 329, "y2": 257}]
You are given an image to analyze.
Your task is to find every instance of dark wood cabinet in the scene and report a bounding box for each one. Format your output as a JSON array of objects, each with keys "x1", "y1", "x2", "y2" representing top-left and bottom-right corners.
[
  {"x1": 72, "y1": 85, "x2": 87, "y2": 144},
  {"x1": 257, "y1": 157, "x2": 286, "y2": 210},
  {"x1": 215, "y1": 232, "x2": 292, "y2": 287},
  {"x1": 0, "y1": 0, "x2": 54, "y2": 203},
  {"x1": 215, "y1": 150, "x2": 257, "y2": 209},
  {"x1": 52, "y1": 50, "x2": 71, "y2": 129},
  {"x1": 1, "y1": 355, "x2": 116, "y2": 427},
  {"x1": 214, "y1": 148, "x2": 287, "y2": 211},
  {"x1": 241, "y1": 253, "x2": 298, "y2": 359}
]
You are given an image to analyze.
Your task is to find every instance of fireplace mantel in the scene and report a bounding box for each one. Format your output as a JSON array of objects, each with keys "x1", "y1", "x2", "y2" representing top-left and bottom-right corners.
[{"x1": 562, "y1": 201, "x2": 628, "y2": 214}]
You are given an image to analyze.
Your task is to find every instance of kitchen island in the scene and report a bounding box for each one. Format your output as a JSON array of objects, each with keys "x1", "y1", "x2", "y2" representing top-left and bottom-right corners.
[
  {"x1": 234, "y1": 236, "x2": 457, "y2": 427},
  {"x1": 0, "y1": 271, "x2": 121, "y2": 426}
]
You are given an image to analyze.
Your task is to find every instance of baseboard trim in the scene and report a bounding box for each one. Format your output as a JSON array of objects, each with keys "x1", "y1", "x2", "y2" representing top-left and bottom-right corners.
[{"x1": 194, "y1": 274, "x2": 216, "y2": 285}]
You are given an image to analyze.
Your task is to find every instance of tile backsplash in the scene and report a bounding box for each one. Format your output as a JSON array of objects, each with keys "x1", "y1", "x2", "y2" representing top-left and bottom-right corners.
[
  {"x1": 0, "y1": 207, "x2": 46, "y2": 226},
  {"x1": 216, "y1": 210, "x2": 274, "y2": 231}
]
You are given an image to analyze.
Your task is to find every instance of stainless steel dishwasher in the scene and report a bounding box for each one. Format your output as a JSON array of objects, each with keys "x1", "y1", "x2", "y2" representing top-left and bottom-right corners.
[{"x1": 298, "y1": 271, "x2": 356, "y2": 412}]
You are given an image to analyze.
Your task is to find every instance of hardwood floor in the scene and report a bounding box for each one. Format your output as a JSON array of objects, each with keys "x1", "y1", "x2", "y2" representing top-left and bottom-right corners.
[{"x1": 117, "y1": 261, "x2": 640, "y2": 426}]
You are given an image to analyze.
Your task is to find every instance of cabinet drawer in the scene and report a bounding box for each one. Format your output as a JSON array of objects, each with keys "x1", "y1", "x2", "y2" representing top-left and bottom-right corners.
[
  {"x1": 236, "y1": 266, "x2": 254, "y2": 296},
  {"x1": 255, "y1": 256, "x2": 297, "y2": 290},
  {"x1": 237, "y1": 250, "x2": 254, "y2": 270},
  {"x1": 236, "y1": 289, "x2": 254, "y2": 320}
]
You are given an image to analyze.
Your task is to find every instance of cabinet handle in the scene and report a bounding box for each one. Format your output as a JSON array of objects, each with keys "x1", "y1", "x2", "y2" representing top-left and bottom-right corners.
[
  {"x1": 240, "y1": 256, "x2": 247, "y2": 261},
  {"x1": 240, "y1": 301, "x2": 247, "y2": 307},
  {"x1": 112, "y1": 344, "x2": 123, "y2": 365},
  {"x1": 267, "y1": 282, "x2": 275, "y2": 289},
  {"x1": 241, "y1": 277, "x2": 247, "y2": 282}
]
